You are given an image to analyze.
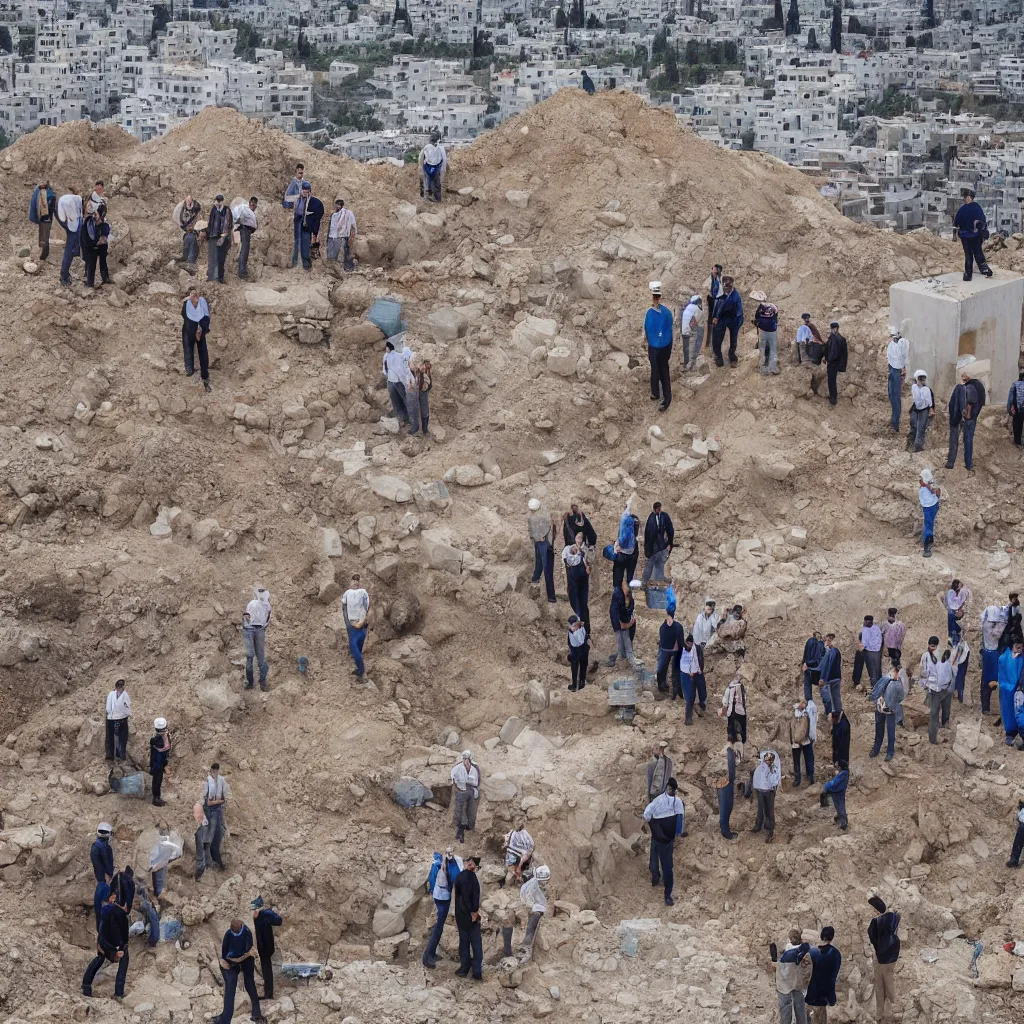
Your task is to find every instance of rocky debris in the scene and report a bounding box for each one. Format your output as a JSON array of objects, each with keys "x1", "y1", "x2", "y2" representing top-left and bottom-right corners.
[
  {"x1": 0, "y1": 825, "x2": 56, "y2": 866},
  {"x1": 427, "y1": 305, "x2": 469, "y2": 342},
  {"x1": 244, "y1": 282, "x2": 332, "y2": 319},
  {"x1": 391, "y1": 777, "x2": 432, "y2": 809},
  {"x1": 367, "y1": 474, "x2": 413, "y2": 503}
]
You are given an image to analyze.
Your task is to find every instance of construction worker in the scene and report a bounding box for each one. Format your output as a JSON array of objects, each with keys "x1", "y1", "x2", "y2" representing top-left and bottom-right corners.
[
  {"x1": 202, "y1": 763, "x2": 229, "y2": 870},
  {"x1": 90, "y1": 822, "x2": 115, "y2": 931},
  {"x1": 451, "y1": 750, "x2": 481, "y2": 843},
  {"x1": 149, "y1": 717, "x2": 171, "y2": 807},
  {"x1": 215, "y1": 919, "x2": 266, "y2": 1024},
  {"x1": 516, "y1": 864, "x2": 550, "y2": 963},
  {"x1": 82, "y1": 887, "x2": 130, "y2": 999},
  {"x1": 105, "y1": 677, "x2": 130, "y2": 761},
  {"x1": 643, "y1": 777, "x2": 684, "y2": 906},
  {"x1": 251, "y1": 897, "x2": 282, "y2": 999},
  {"x1": 952, "y1": 187, "x2": 992, "y2": 281},
  {"x1": 420, "y1": 132, "x2": 447, "y2": 202},
  {"x1": 242, "y1": 586, "x2": 271, "y2": 691}
]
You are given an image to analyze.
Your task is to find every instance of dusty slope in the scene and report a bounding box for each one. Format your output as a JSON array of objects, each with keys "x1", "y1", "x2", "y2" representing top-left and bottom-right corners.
[{"x1": 0, "y1": 91, "x2": 1023, "y2": 1024}]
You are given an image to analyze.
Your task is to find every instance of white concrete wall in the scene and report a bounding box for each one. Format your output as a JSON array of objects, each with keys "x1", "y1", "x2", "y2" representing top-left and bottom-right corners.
[{"x1": 889, "y1": 271, "x2": 1024, "y2": 401}]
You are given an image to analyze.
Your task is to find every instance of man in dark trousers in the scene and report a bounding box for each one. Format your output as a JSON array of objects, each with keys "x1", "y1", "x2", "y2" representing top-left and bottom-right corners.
[
  {"x1": 801, "y1": 630, "x2": 825, "y2": 702},
  {"x1": 953, "y1": 187, "x2": 992, "y2": 281},
  {"x1": 215, "y1": 918, "x2": 266, "y2": 1024},
  {"x1": 1007, "y1": 370, "x2": 1024, "y2": 447},
  {"x1": 149, "y1": 717, "x2": 171, "y2": 807},
  {"x1": 251, "y1": 897, "x2": 283, "y2": 999},
  {"x1": 831, "y1": 710, "x2": 851, "y2": 768},
  {"x1": 946, "y1": 359, "x2": 985, "y2": 470},
  {"x1": 710, "y1": 275, "x2": 743, "y2": 367},
  {"x1": 642, "y1": 777, "x2": 684, "y2": 906},
  {"x1": 817, "y1": 633, "x2": 843, "y2": 714},
  {"x1": 644, "y1": 281, "x2": 674, "y2": 412},
  {"x1": 1007, "y1": 800, "x2": 1024, "y2": 868},
  {"x1": 82, "y1": 887, "x2": 130, "y2": 999},
  {"x1": 806, "y1": 925, "x2": 842, "y2": 1024},
  {"x1": 207, "y1": 194, "x2": 233, "y2": 284},
  {"x1": 294, "y1": 181, "x2": 325, "y2": 272},
  {"x1": 641, "y1": 501, "x2": 674, "y2": 587},
  {"x1": 453, "y1": 855, "x2": 483, "y2": 980},
  {"x1": 91, "y1": 822, "x2": 115, "y2": 931},
  {"x1": 29, "y1": 179, "x2": 56, "y2": 261},
  {"x1": 561, "y1": 503, "x2": 597, "y2": 549},
  {"x1": 823, "y1": 321, "x2": 848, "y2": 407},
  {"x1": 867, "y1": 896, "x2": 901, "y2": 1022}
]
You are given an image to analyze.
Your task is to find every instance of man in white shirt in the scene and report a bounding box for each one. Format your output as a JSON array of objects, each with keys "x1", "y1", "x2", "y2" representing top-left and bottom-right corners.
[
  {"x1": 917, "y1": 635, "x2": 951, "y2": 744},
  {"x1": 327, "y1": 198, "x2": 357, "y2": 270},
  {"x1": 451, "y1": 750, "x2": 481, "y2": 843},
  {"x1": 234, "y1": 196, "x2": 258, "y2": 280},
  {"x1": 907, "y1": 369, "x2": 934, "y2": 453},
  {"x1": 57, "y1": 190, "x2": 84, "y2": 286},
  {"x1": 751, "y1": 750, "x2": 782, "y2": 843},
  {"x1": 692, "y1": 599, "x2": 720, "y2": 672},
  {"x1": 105, "y1": 678, "x2": 131, "y2": 761},
  {"x1": 643, "y1": 778, "x2": 684, "y2": 906},
  {"x1": 420, "y1": 133, "x2": 447, "y2": 202},
  {"x1": 516, "y1": 865, "x2": 550, "y2": 963},
  {"x1": 679, "y1": 295, "x2": 704, "y2": 370},
  {"x1": 242, "y1": 586, "x2": 271, "y2": 691},
  {"x1": 503, "y1": 824, "x2": 534, "y2": 882},
  {"x1": 886, "y1": 326, "x2": 910, "y2": 433},
  {"x1": 202, "y1": 763, "x2": 228, "y2": 870},
  {"x1": 794, "y1": 312, "x2": 821, "y2": 365},
  {"x1": 341, "y1": 574, "x2": 370, "y2": 679},
  {"x1": 382, "y1": 340, "x2": 414, "y2": 427}
]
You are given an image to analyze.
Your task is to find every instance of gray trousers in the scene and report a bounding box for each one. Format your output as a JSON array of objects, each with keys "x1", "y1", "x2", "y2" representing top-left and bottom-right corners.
[
  {"x1": 243, "y1": 626, "x2": 268, "y2": 687},
  {"x1": 908, "y1": 406, "x2": 930, "y2": 450},
  {"x1": 614, "y1": 629, "x2": 639, "y2": 666},
  {"x1": 183, "y1": 231, "x2": 198, "y2": 264},
  {"x1": 778, "y1": 988, "x2": 808, "y2": 1024},
  {"x1": 928, "y1": 687, "x2": 952, "y2": 743},
  {"x1": 238, "y1": 225, "x2": 254, "y2": 277},
  {"x1": 204, "y1": 805, "x2": 225, "y2": 866},
  {"x1": 387, "y1": 381, "x2": 409, "y2": 423},
  {"x1": 754, "y1": 789, "x2": 776, "y2": 834},
  {"x1": 759, "y1": 330, "x2": 779, "y2": 373},
  {"x1": 518, "y1": 911, "x2": 543, "y2": 962},
  {"x1": 641, "y1": 548, "x2": 669, "y2": 585},
  {"x1": 452, "y1": 787, "x2": 478, "y2": 831},
  {"x1": 683, "y1": 325, "x2": 704, "y2": 368},
  {"x1": 863, "y1": 648, "x2": 883, "y2": 688}
]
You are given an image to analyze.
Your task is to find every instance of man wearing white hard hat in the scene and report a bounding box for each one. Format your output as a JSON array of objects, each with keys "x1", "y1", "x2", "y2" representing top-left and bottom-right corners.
[
  {"x1": 527, "y1": 497, "x2": 557, "y2": 603},
  {"x1": 517, "y1": 864, "x2": 551, "y2": 963},
  {"x1": 149, "y1": 717, "x2": 172, "y2": 807},
  {"x1": 645, "y1": 281, "x2": 674, "y2": 411},
  {"x1": 679, "y1": 294, "x2": 704, "y2": 371},
  {"x1": 886, "y1": 325, "x2": 909, "y2": 433},
  {"x1": 919, "y1": 468, "x2": 941, "y2": 558},
  {"x1": 907, "y1": 369, "x2": 934, "y2": 453},
  {"x1": 451, "y1": 750, "x2": 481, "y2": 844},
  {"x1": 91, "y1": 822, "x2": 115, "y2": 931}
]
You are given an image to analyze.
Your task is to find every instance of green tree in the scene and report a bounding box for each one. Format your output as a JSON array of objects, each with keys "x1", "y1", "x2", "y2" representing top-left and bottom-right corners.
[
  {"x1": 685, "y1": 38, "x2": 700, "y2": 64},
  {"x1": 151, "y1": 4, "x2": 171, "y2": 40}
]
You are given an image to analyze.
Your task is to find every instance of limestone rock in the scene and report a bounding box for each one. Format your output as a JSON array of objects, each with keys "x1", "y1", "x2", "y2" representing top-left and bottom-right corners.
[
  {"x1": 499, "y1": 716, "x2": 527, "y2": 745},
  {"x1": 420, "y1": 529, "x2": 464, "y2": 575},
  {"x1": 368, "y1": 474, "x2": 413, "y2": 503},
  {"x1": 322, "y1": 527, "x2": 344, "y2": 557},
  {"x1": 413, "y1": 480, "x2": 452, "y2": 512},
  {"x1": 527, "y1": 679, "x2": 549, "y2": 712},
  {"x1": 427, "y1": 306, "x2": 469, "y2": 343},
  {"x1": 391, "y1": 777, "x2": 432, "y2": 809},
  {"x1": 505, "y1": 189, "x2": 532, "y2": 209},
  {"x1": 752, "y1": 455, "x2": 795, "y2": 481}
]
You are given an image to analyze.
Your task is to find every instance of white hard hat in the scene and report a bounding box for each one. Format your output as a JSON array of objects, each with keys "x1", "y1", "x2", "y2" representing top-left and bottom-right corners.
[
  {"x1": 648, "y1": 281, "x2": 662, "y2": 294},
  {"x1": 154, "y1": 717, "x2": 167, "y2": 731},
  {"x1": 461, "y1": 749, "x2": 472, "y2": 759},
  {"x1": 888, "y1": 326, "x2": 900, "y2": 338},
  {"x1": 913, "y1": 369, "x2": 927, "y2": 379},
  {"x1": 527, "y1": 498, "x2": 541, "y2": 511},
  {"x1": 690, "y1": 295, "x2": 701, "y2": 305},
  {"x1": 97, "y1": 822, "x2": 112, "y2": 836},
  {"x1": 920, "y1": 468, "x2": 934, "y2": 484},
  {"x1": 534, "y1": 865, "x2": 551, "y2": 882}
]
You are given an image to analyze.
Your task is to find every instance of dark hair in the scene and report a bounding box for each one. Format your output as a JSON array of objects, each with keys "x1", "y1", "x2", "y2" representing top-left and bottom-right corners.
[
  {"x1": 887, "y1": 607, "x2": 898, "y2": 615},
  {"x1": 714, "y1": 263, "x2": 722, "y2": 270},
  {"x1": 211, "y1": 762, "x2": 220, "y2": 771},
  {"x1": 951, "y1": 578, "x2": 961, "y2": 589},
  {"x1": 653, "y1": 501, "x2": 661, "y2": 510},
  {"x1": 465, "y1": 856, "x2": 480, "y2": 866},
  {"x1": 890, "y1": 658, "x2": 901, "y2": 670},
  {"x1": 825, "y1": 632, "x2": 835, "y2": 641},
  {"x1": 1011, "y1": 592, "x2": 1019, "y2": 600},
  {"x1": 836, "y1": 759, "x2": 848, "y2": 770},
  {"x1": 928, "y1": 635, "x2": 939, "y2": 646},
  {"x1": 249, "y1": 196, "x2": 258, "y2": 204},
  {"x1": 666, "y1": 777, "x2": 678, "y2": 791},
  {"x1": 296, "y1": 162, "x2": 304, "y2": 170},
  {"x1": 95, "y1": 179, "x2": 104, "y2": 186},
  {"x1": 820, "y1": 926, "x2": 835, "y2": 942},
  {"x1": 864, "y1": 615, "x2": 873, "y2": 624}
]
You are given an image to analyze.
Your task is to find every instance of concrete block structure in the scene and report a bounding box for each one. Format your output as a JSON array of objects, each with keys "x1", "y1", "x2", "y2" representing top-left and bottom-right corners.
[{"x1": 889, "y1": 270, "x2": 1024, "y2": 401}]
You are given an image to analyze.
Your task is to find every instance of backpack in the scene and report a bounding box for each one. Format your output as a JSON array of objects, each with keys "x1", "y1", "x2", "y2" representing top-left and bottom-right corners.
[{"x1": 966, "y1": 378, "x2": 986, "y2": 414}]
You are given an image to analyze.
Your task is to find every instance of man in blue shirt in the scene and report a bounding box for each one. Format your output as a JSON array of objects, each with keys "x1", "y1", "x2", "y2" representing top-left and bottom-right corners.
[
  {"x1": 710, "y1": 275, "x2": 744, "y2": 367},
  {"x1": 817, "y1": 633, "x2": 843, "y2": 714},
  {"x1": 294, "y1": 182, "x2": 325, "y2": 272},
  {"x1": 806, "y1": 926, "x2": 842, "y2": 1021},
  {"x1": 952, "y1": 188, "x2": 992, "y2": 282},
  {"x1": 215, "y1": 919, "x2": 266, "y2": 1024},
  {"x1": 644, "y1": 281, "x2": 674, "y2": 411},
  {"x1": 90, "y1": 822, "x2": 114, "y2": 931}
]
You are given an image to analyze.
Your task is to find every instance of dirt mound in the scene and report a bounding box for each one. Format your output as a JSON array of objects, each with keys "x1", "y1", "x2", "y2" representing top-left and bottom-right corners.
[{"x1": 4, "y1": 119, "x2": 138, "y2": 183}]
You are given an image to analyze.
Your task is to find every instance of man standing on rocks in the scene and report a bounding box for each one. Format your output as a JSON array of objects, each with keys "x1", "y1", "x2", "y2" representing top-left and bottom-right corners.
[
  {"x1": 821, "y1": 759, "x2": 849, "y2": 830},
  {"x1": 707, "y1": 740, "x2": 741, "y2": 839},
  {"x1": 997, "y1": 640, "x2": 1024, "y2": 747},
  {"x1": 710, "y1": 275, "x2": 743, "y2": 368},
  {"x1": 830, "y1": 710, "x2": 851, "y2": 767},
  {"x1": 801, "y1": 631, "x2": 824, "y2": 702},
  {"x1": 919, "y1": 468, "x2": 941, "y2": 558},
  {"x1": 1006, "y1": 800, "x2": 1024, "y2": 869},
  {"x1": 516, "y1": 864, "x2": 550, "y2": 963},
  {"x1": 867, "y1": 896, "x2": 901, "y2": 1021},
  {"x1": 981, "y1": 603, "x2": 1008, "y2": 713},
  {"x1": 885, "y1": 326, "x2": 909, "y2": 432},
  {"x1": 562, "y1": 534, "x2": 591, "y2": 634},
  {"x1": 90, "y1": 822, "x2": 115, "y2": 931},
  {"x1": 174, "y1": 194, "x2": 202, "y2": 266},
  {"x1": 206, "y1": 194, "x2": 233, "y2": 284},
  {"x1": 251, "y1": 897, "x2": 282, "y2": 999},
  {"x1": 817, "y1": 634, "x2": 842, "y2": 714},
  {"x1": 235, "y1": 196, "x2": 258, "y2": 280},
  {"x1": 341, "y1": 573, "x2": 370, "y2": 679},
  {"x1": 149, "y1": 717, "x2": 171, "y2": 807},
  {"x1": 214, "y1": 918, "x2": 267, "y2": 1024},
  {"x1": 202, "y1": 764, "x2": 228, "y2": 871},
  {"x1": 562, "y1": 503, "x2": 597, "y2": 550},
  {"x1": 451, "y1": 750, "x2": 481, "y2": 844},
  {"x1": 752, "y1": 291, "x2": 780, "y2": 375},
  {"x1": 940, "y1": 579, "x2": 970, "y2": 643},
  {"x1": 656, "y1": 607, "x2": 683, "y2": 700},
  {"x1": 181, "y1": 287, "x2": 212, "y2": 392},
  {"x1": 946, "y1": 358, "x2": 985, "y2": 471},
  {"x1": 82, "y1": 886, "x2": 130, "y2": 1000},
  {"x1": 917, "y1": 636, "x2": 947, "y2": 744},
  {"x1": 704, "y1": 263, "x2": 723, "y2": 316},
  {"x1": 789, "y1": 698, "x2": 816, "y2": 787},
  {"x1": 881, "y1": 608, "x2": 906, "y2": 665},
  {"x1": 1007, "y1": 370, "x2": 1024, "y2": 447},
  {"x1": 951, "y1": 633, "x2": 971, "y2": 703},
  {"x1": 751, "y1": 750, "x2": 781, "y2": 843},
  {"x1": 806, "y1": 926, "x2": 842, "y2": 1024},
  {"x1": 823, "y1": 321, "x2": 847, "y2": 407},
  {"x1": 56, "y1": 187, "x2": 84, "y2": 286},
  {"x1": 794, "y1": 312, "x2": 821, "y2": 365},
  {"x1": 720, "y1": 672, "x2": 748, "y2": 745},
  {"x1": 242, "y1": 586, "x2": 271, "y2": 691},
  {"x1": 646, "y1": 741, "x2": 673, "y2": 801},
  {"x1": 692, "y1": 598, "x2": 719, "y2": 674},
  {"x1": 907, "y1": 370, "x2": 934, "y2": 452},
  {"x1": 29, "y1": 178, "x2": 56, "y2": 261},
  {"x1": 641, "y1": 501, "x2": 674, "y2": 587},
  {"x1": 870, "y1": 661, "x2": 905, "y2": 761},
  {"x1": 453, "y1": 856, "x2": 483, "y2": 980},
  {"x1": 567, "y1": 614, "x2": 590, "y2": 692},
  {"x1": 644, "y1": 281, "x2": 674, "y2": 412},
  {"x1": 680, "y1": 294, "x2": 704, "y2": 370},
  {"x1": 773, "y1": 929, "x2": 812, "y2": 1024},
  {"x1": 424, "y1": 847, "x2": 462, "y2": 968},
  {"x1": 294, "y1": 181, "x2": 325, "y2": 272},
  {"x1": 327, "y1": 197, "x2": 357, "y2": 270},
  {"x1": 608, "y1": 575, "x2": 640, "y2": 669},
  {"x1": 857, "y1": 615, "x2": 884, "y2": 691},
  {"x1": 643, "y1": 776, "x2": 684, "y2": 906},
  {"x1": 105, "y1": 677, "x2": 131, "y2": 762},
  {"x1": 679, "y1": 633, "x2": 706, "y2": 723},
  {"x1": 952, "y1": 187, "x2": 992, "y2": 281},
  {"x1": 527, "y1": 498, "x2": 557, "y2": 604}
]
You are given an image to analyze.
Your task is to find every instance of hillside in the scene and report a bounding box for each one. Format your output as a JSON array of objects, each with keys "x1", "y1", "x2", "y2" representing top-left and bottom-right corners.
[{"x1": 1, "y1": 90, "x2": 1023, "y2": 1024}]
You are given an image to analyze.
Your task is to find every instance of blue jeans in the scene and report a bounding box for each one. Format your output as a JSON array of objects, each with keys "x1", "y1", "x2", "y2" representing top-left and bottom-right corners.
[
  {"x1": 657, "y1": 650, "x2": 681, "y2": 695},
  {"x1": 423, "y1": 898, "x2": 450, "y2": 964},
  {"x1": 947, "y1": 609, "x2": 962, "y2": 643},
  {"x1": 532, "y1": 540, "x2": 556, "y2": 601},
  {"x1": 954, "y1": 654, "x2": 969, "y2": 701},
  {"x1": 93, "y1": 880, "x2": 110, "y2": 930},
  {"x1": 299, "y1": 228, "x2": 314, "y2": 270},
  {"x1": 947, "y1": 417, "x2": 976, "y2": 469},
  {"x1": 60, "y1": 226, "x2": 80, "y2": 284},
  {"x1": 243, "y1": 626, "x2": 268, "y2": 687},
  {"x1": 291, "y1": 216, "x2": 301, "y2": 266},
  {"x1": 821, "y1": 677, "x2": 842, "y2": 714},
  {"x1": 183, "y1": 231, "x2": 198, "y2": 264},
  {"x1": 717, "y1": 783, "x2": 734, "y2": 837},
  {"x1": 347, "y1": 624, "x2": 367, "y2": 677},
  {"x1": 887, "y1": 365, "x2": 902, "y2": 430},
  {"x1": 680, "y1": 672, "x2": 706, "y2": 721},
  {"x1": 219, "y1": 960, "x2": 261, "y2": 1024},
  {"x1": 387, "y1": 381, "x2": 409, "y2": 423},
  {"x1": 922, "y1": 502, "x2": 938, "y2": 548},
  {"x1": 830, "y1": 788, "x2": 848, "y2": 825},
  {"x1": 872, "y1": 710, "x2": 896, "y2": 758},
  {"x1": 649, "y1": 837, "x2": 675, "y2": 899},
  {"x1": 792, "y1": 744, "x2": 814, "y2": 783},
  {"x1": 982, "y1": 649, "x2": 999, "y2": 712},
  {"x1": 802, "y1": 670, "x2": 819, "y2": 702}
]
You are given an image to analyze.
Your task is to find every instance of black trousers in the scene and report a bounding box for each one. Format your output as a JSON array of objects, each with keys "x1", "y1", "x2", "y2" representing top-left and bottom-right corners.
[
  {"x1": 83, "y1": 948, "x2": 129, "y2": 996},
  {"x1": 648, "y1": 342, "x2": 672, "y2": 406},
  {"x1": 826, "y1": 363, "x2": 839, "y2": 405},
  {"x1": 727, "y1": 712, "x2": 747, "y2": 744},
  {"x1": 570, "y1": 644, "x2": 589, "y2": 689},
  {"x1": 457, "y1": 920, "x2": 483, "y2": 977},
  {"x1": 105, "y1": 718, "x2": 128, "y2": 760},
  {"x1": 182, "y1": 328, "x2": 210, "y2": 381},
  {"x1": 83, "y1": 248, "x2": 98, "y2": 287},
  {"x1": 220, "y1": 959, "x2": 261, "y2": 1022},
  {"x1": 1014, "y1": 409, "x2": 1024, "y2": 446},
  {"x1": 853, "y1": 649, "x2": 865, "y2": 686},
  {"x1": 1011, "y1": 821, "x2": 1024, "y2": 866},
  {"x1": 961, "y1": 235, "x2": 989, "y2": 278},
  {"x1": 152, "y1": 765, "x2": 164, "y2": 802},
  {"x1": 711, "y1": 322, "x2": 739, "y2": 365},
  {"x1": 259, "y1": 951, "x2": 274, "y2": 998}
]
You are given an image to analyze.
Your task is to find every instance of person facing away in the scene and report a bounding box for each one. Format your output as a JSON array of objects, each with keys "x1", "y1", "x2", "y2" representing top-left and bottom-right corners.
[
  {"x1": 774, "y1": 927, "x2": 812, "y2": 1024},
  {"x1": 567, "y1": 614, "x2": 590, "y2": 692},
  {"x1": 216, "y1": 918, "x2": 267, "y2": 1024},
  {"x1": 952, "y1": 186, "x2": 992, "y2": 281},
  {"x1": 234, "y1": 196, "x2": 259, "y2": 280},
  {"x1": 643, "y1": 776, "x2": 684, "y2": 906},
  {"x1": 801, "y1": 630, "x2": 825, "y2": 701},
  {"x1": 710, "y1": 274, "x2": 743, "y2": 367},
  {"x1": 149, "y1": 717, "x2": 172, "y2": 807},
  {"x1": 251, "y1": 897, "x2": 282, "y2": 999},
  {"x1": 175, "y1": 194, "x2": 202, "y2": 265},
  {"x1": 423, "y1": 847, "x2": 462, "y2": 968},
  {"x1": 806, "y1": 926, "x2": 842, "y2": 1023},
  {"x1": 821, "y1": 758, "x2": 849, "y2": 830},
  {"x1": 679, "y1": 294, "x2": 704, "y2": 370},
  {"x1": 867, "y1": 895, "x2": 901, "y2": 1023},
  {"x1": 29, "y1": 179, "x2": 56, "y2": 261},
  {"x1": 946, "y1": 358, "x2": 985, "y2": 471},
  {"x1": 82, "y1": 887, "x2": 131, "y2": 999},
  {"x1": 644, "y1": 280, "x2": 674, "y2": 412},
  {"x1": 56, "y1": 189, "x2": 84, "y2": 286},
  {"x1": 646, "y1": 741, "x2": 673, "y2": 801},
  {"x1": 420, "y1": 133, "x2": 447, "y2": 202},
  {"x1": 1007, "y1": 370, "x2": 1024, "y2": 448},
  {"x1": 181, "y1": 288, "x2": 212, "y2": 392}
]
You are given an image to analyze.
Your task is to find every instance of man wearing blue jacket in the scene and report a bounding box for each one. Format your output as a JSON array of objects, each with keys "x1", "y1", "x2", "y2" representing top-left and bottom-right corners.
[
  {"x1": 945, "y1": 360, "x2": 985, "y2": 471},
  {"x1": 952, "y1": 187, "x2": 992, "y2": 282},
  {"x1": 643, "y1": 777, "x2": 684, "y2": 906},
  {"x1": 710, "y1": 275, "x2": 743, "y2": 367},
  {"x1": 806, "y1": 926, "x2": 842, "y2": 1023},
  {"x1": 801, "y1": 631, "x2": 825, "y2": 702},
  {"x1": 294, "y1": 181, "x2": 325, "y2": 272},
  {"x1": 29, "y1": 179, "x2": 56, "y2": 261},
  {"x1": 252, "y1": 897, "x2": 283, "y2": 999},
  {"x1": 423, "y1": 848, "x2": 462, "y2": 967},
  {"x1": 91, "y1": 822, "x2": 115, "y2": 931},
  {"x1": 817, "y1": 634, "x2": 843, "y2": 714},
  {"x1": 821, "y1": 760, "x2": 849, "y2": 830},
  {"x1": 644, "y1": 282, "x2": 674, "y2": 412},
  {"x1": 82, "y1": 888, "x2": 131, "y2": 999},
  {"x1": 214, "y1": 919, "x2": 266, "y2": 1024}
]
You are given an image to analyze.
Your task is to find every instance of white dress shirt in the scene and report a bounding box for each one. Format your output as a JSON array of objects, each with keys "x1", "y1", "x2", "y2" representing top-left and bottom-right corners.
[
  {"x1": 383, "y1": 347, "x2": 414, "y2": 385},
  {"x1": 918, "y1": 651, "x2": 941, "y2": 690},
  {"x1": 643, "y1": 792, "x2": 684, "y2": 821},
  {"x1": 887, "y1": 337, "x2": 909, "y2": 370},
  {"x1": 58, "y1": 193, "x2": 84, "y2": 232},
  {"x1": 342, "y1": 587, "x2": 370, "y2": 625},
  {"x1": 106, "y1": 689, "x2": 131, "y2": 720},
  {"x1": 244, "y1": 593, "x2": 271, "y2": 627},
  {"x1": 911, "y1": 383, "x2": 933, "y2": 410},
  {"x1": 451, "y1": 761, "x2": 480, "y2": 792},
  {"x1": 679, "y1": 646, "x2": 701, "y2": 675},
  {"x1": 233, "y1": 203, "x2": 258, "y2": 230},
  {"x1": 692, "y1": 611, "x2": 719, "y2": 646},
  {"x1": 329, "y1": 208, "x2": 356, "y2": 239},
  {"x1": 205, "y1": 775, "x2": 227, "y2": 803},
  {"x1": 680, "y1": 302, "x2": 703, "y2": 335},
  {"x1": 796, "y1": 324, "x2": 812, "y2": 345}
]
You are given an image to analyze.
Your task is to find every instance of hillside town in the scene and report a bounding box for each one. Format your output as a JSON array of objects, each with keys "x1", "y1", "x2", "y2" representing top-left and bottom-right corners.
[{"x1": 1, "y1": 0, "x2": 1024, "y2": 236}]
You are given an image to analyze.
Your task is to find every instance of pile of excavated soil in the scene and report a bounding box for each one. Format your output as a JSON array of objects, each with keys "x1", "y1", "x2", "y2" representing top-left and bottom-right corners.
[{"x1": 0, "y1": 92, "x2": 1023, "y2": 1024}]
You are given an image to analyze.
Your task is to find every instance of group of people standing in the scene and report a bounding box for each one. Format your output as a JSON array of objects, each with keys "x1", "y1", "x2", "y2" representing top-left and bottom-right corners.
[{"x1": 30, "y1": 178, "x2": 111, "y2": 288}]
